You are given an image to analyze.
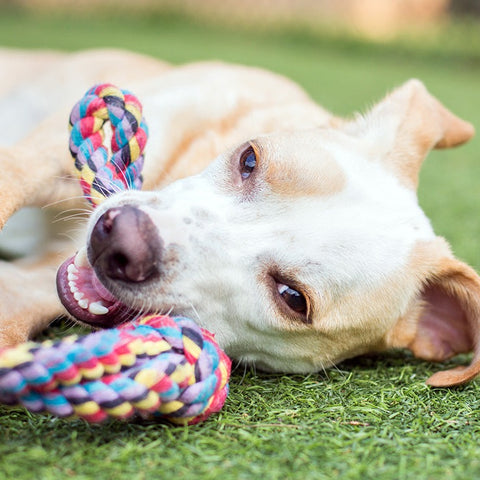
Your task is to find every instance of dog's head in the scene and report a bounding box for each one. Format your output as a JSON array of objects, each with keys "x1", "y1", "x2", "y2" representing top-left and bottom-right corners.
[{"x1": 57, "y1": 79, "x2": 479, "y2": 386}]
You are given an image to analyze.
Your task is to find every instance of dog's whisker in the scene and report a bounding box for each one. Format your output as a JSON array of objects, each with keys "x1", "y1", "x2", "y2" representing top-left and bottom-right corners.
[
  {"x1": 245, "y1": 361, "x2": 257, "y2": 382},
  {"x1": 57, "y1": 230, "x2": 83, "y2": 243},
  {"x1": 144, "y1": 299, "x2": 156, "y2": 318},
  {"x1": 187, "y1": 303, "x2": 202, "y2": 324},
  {"x1": 52, "y1": 207, "x2": 92, "y2": 217},
  {"x1": 42, "y1": 195, "x2": 94, "y2": 209},
  {"x1": 103, "y1": 178, "x2": 123, "y2": 196},
  {"x1": 51, "y1": 212, "x2": 90, "y2": 224},
  {"x1": 230, "y1": 360, "x2": 245, "y2": 376},
  {"x1": 48, "y1": 314, "x2": 78, "y2": 337},
  {"x1": 135, "y1": 297, "x2": 157, "y2": 322},
  {"x1": 109, "y1": 158, "x2": 131, "y2": 193},
  {"x1": 318, "y1": 353, "x2": 345, "y2": 381}
]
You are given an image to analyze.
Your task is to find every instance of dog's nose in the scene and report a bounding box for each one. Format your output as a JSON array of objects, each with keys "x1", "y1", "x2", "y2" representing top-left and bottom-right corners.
[{"x1": 89, "y1": 205, "x2": 162, "y2": 283}]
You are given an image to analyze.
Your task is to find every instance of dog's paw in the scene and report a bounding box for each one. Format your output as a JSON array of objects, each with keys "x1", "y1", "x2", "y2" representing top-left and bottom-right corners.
[
  {"x1": 0, "y1": 306, "x2": 58, "y2": 349},
  {"x1": 0, "y1": 322, "x2": 30, "y2": 349},
  {"x1": 0, "y1": 170, "x2": 22, "y2": 231}
]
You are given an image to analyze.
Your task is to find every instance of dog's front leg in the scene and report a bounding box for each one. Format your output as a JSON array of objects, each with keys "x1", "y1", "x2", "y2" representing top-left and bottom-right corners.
[
  {"x1": 0, "y1": 111, "x2": 81, "y2": 347},
  {"x1": 0, "y1": 110, "x2": 80, "y2": 229}
]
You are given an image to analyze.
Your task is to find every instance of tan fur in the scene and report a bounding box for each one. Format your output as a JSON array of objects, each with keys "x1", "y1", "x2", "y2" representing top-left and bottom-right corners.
[
  {"x1": 261, "y1": 139, "x2": 346, "y2": 198},
  {"x1": 385, "y1": 241, "x2": 480, "y2": 386},
  {"x1": 345, "y1": 79, "x2": 475, "y2": 190}
]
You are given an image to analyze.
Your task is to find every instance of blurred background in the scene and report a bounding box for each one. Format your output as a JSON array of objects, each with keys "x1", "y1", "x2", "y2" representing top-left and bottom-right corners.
[
  {"x1": 2, "y1": 0, "x2": 480, "y2": 40},
  {"x1": 0, "y1": 0, "x2": 479, "y2": 267},
  {"x1": 1, "y1": 0, "x2": 478, "y2": 113},
  {"x1": 2, "y1": 0, "x2": 480, "y2": 37}
]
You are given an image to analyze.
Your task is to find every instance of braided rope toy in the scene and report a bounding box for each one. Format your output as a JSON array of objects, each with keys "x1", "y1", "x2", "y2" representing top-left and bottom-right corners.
[
  {"x1": 0, "y1": 315, "x2": 230, "y2": 424},
  {"x1": 69, "y1": 83, "x2": 147, "y2": 206},
  {"x1": 0, "y1": 84, "x2": 231, "y2": 424}
]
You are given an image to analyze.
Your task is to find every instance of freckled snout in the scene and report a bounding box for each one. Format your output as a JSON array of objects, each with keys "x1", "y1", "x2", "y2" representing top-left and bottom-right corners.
[{"x1": 89, "y1": 205, "x2": 162, "y2": 283}]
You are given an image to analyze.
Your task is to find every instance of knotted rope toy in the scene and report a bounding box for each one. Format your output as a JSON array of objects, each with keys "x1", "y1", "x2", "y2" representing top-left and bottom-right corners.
[
  {"x1": 0, "y1": 315, "x2": 230, "y2": 424},
  {"x1": 0, "y1": 84, "x2": 231, "y2": 424},
  {"x1": 69, "y1": 83, "x2": 147, "y2": 206}
]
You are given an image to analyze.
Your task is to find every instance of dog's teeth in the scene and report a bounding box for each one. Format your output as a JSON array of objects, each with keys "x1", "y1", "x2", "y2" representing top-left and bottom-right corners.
[
  {"x1": 78, "y1": 299, "x2": 89, "y2": 309},
  {"x1": 74, "y1": 292, "x2": 85, "y2": 301},
  {"x1": 88, "y1": 301, "x2": 109, "y2": 315},
  {"x1": 74, "y1": 248, "x2": 89, "y2": 268},
  {"x1": 68, "y1": 272, "x2": 78, "y2": 281},
  {"x1": 67, "y1": 263, "x2": 78, "y2": 275},
  {"x1": 68, "y1": 281, "x2": 78, "y2": 293}
]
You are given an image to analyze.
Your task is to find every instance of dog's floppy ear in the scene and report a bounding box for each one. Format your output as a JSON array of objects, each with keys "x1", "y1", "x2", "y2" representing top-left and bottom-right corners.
[
  {"x1": 344, "y1": 79, "x2": 475, "y2": 189},
  {"x1": 388, "y1": 255, "x2": 480, "y2": 387}
]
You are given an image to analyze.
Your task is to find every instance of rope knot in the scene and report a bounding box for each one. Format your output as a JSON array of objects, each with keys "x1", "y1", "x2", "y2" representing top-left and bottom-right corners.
[{"x1": 69, "y1": 83, "x2": 148, "y2": 206}]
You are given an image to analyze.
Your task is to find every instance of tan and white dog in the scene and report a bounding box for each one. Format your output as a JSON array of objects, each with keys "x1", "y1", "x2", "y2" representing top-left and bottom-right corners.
[{"x1": 0, "y1": 48, "x2": 478, "y2": 387}]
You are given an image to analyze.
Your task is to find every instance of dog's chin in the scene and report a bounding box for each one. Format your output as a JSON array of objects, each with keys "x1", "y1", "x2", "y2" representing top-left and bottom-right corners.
[{"x1": 56, "y1": 250, "x2": 140, "y2": 328}]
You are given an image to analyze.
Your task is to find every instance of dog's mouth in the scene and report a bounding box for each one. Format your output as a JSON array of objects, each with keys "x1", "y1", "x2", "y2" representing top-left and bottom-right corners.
[{"x1": 56, "y1": 248, "x2": 139, "y2": 328}]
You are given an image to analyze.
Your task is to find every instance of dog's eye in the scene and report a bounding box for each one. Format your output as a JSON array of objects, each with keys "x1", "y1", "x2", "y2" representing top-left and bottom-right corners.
[
  {"x1": 239, "y1": 145, "x2": 257, "y2": 180},
  {"x1": 277, "y1": 283, "x2": 308, "y2": 316}
]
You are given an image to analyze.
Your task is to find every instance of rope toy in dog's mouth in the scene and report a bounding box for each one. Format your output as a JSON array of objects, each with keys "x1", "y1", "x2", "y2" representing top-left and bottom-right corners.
[
  {"x1": 0, "y1": 315, "x2": 230, "y2": 424},
  {"x1": 0, "y1": 84, "x2": 231, "y2": 424}
]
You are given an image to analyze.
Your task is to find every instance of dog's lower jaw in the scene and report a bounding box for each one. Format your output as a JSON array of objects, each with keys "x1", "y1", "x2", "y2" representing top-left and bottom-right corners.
[{"x1": 56, "y1": 252, "x2": 140, "y2": 328}]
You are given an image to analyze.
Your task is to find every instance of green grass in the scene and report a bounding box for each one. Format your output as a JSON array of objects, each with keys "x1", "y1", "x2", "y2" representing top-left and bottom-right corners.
[
  {"x1": 2, "y1": 352, "x2": 480, "y2": 479},
  {"x1": 1, "y1": 8, "x2": 480, "y2": 480}
]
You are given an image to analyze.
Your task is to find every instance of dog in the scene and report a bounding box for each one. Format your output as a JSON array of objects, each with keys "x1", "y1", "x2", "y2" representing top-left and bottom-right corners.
[{"x1": 0, "y1": 48, "x2": 478, "y2": 388}]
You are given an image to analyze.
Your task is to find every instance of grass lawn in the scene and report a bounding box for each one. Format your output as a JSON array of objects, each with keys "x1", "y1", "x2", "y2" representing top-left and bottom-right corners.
[{"x1": 1, "y1": 7, "x2": 480, "y2": 480}]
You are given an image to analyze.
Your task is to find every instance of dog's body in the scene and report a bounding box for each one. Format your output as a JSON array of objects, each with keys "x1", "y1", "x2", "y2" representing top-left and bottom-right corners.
[{"x1": 1, "y1": 48, "x2": 479, "y2": 387}]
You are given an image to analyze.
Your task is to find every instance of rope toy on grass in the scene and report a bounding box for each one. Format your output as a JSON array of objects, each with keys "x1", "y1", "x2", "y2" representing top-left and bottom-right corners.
[
  {"x1": 0, "y1": 84, "x2": 231, "y2": 424},
  {"x1": 0, "y1": 315, "x2": 230, "y2": 424}
]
